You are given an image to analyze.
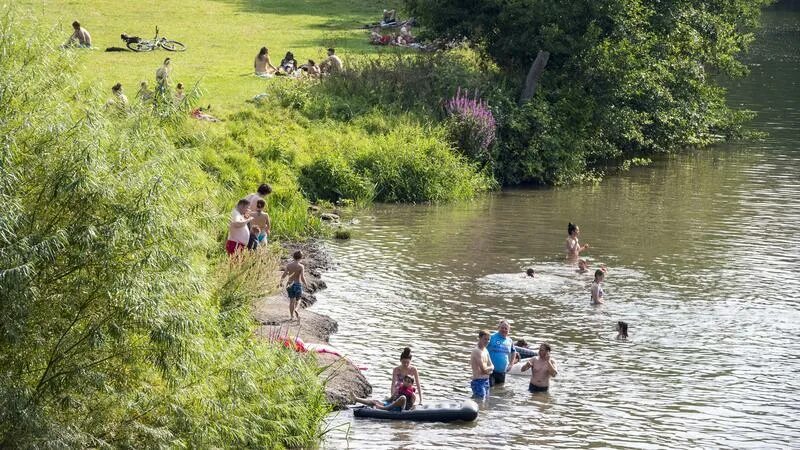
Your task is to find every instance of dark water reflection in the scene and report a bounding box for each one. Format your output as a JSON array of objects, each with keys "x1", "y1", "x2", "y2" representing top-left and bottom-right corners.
[{"x1": 316, "y1": 7, "x2": 800, "y2": 448}]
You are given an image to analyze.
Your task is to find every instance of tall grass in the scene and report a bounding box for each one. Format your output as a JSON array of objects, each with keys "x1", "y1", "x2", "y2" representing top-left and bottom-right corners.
[{"x1": 0, "y1": 10, "x2": 329, "y2": 447}]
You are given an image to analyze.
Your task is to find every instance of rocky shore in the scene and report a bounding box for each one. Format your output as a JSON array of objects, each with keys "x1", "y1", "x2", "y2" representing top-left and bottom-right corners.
[{"x1": 252, "y1": 240, "x2": 372, "y2": 409}]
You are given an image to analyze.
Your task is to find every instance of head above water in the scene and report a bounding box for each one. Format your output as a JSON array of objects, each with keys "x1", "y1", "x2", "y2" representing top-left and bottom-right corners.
[
  {"x1": 292, "y1": 250, "x2": 303, "y2": 261},
  {"x1": 594, "y1": 269, "x2": 605, "y2": 281},
  {"x1": 578, "y1": 259, "x2": 588, "y2": 270},
  {"x1": 526, "y1": 268, "x2": 535, "y2": 277},
  {"x1": 617, "y1": 321, "x2": 629, "y2": 338},
  {"x1": 568, "y1": 222, "x2": 579, "y2": 236},
  {"x1": 538, "y1": 342, "x2": 552, "y2": 357}
]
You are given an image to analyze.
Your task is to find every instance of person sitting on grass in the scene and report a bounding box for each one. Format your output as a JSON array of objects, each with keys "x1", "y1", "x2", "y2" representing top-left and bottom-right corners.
[
  {"x1": 279, "y1": 51, "x2": 297, "y2": 74},
  {"x1": 382, "y1": 9, "x2": 397, "y2": 25},
  {"x1": 397, "y1": 25, "x2": 414, "y2": 45},
  {"x1": 254, "y1": 47, "x2": 277, "y2": 77},
  {"x1": 137, "y1": 81, "x2": 153, "y2": 103},
  {"x1": 105, "y1": 83, "x2": 128, "y2": 110},
  {"x1": 174, "y1": 82, "x2": 185, "y2": 104},
  {"x1": 64, "y1": 21, "x2": 91, "y2": 48},
  {"x1": 299, "y1": 59, "x2": 321, "y2": 77},
  {"x1": 353, "y1": 375, "x2": 415, "y2": 411},
  {"x1": 319, "y1": 48, "x2": 343, "y2": 74}
]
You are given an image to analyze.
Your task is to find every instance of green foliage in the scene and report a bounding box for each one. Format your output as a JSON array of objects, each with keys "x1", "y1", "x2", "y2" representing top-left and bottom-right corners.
[
  {"x1": 0, "y1": 12, "x2": 329, "y2": 447},
  {"x1": 407, "y1": 0, "x2": 771, "y2": 184}
]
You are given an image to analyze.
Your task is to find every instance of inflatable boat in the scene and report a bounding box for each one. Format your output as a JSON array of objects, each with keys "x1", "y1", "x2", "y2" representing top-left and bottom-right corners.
[{"x1": 353, "y1": 399, "x2": 479, "y2": 422}]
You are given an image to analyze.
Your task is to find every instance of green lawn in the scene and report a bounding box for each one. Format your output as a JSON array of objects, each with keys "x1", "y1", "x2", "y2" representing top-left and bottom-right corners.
[{"x1": 21, "y1": 0, "x2": 391, "y2": 110}]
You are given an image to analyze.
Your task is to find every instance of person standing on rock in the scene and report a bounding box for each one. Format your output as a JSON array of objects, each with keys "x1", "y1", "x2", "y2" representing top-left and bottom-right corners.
[
  {"x1": 226, "y1": 199, "x2": 252, "y2": 256},
  {"x1": 390, "y1": 347, "x2": 423, "y2": 405},
  {"x1": 487, "y1": 319, "x2": 518, "y2": 386},
  {"x1": 470, "y1": 330, "x2": 494, "y2": 400},
  {"x1": 520, "y1": 342, "x2": 558, "y2": 393},
  {"x1": 280, "y1": 250, "x2": 307, "y2": 322}
]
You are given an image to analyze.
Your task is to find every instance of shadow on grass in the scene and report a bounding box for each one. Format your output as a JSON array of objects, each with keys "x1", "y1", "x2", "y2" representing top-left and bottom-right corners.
[{"x1": 207, "y1": 0, "x2": 383, "y2": 29}]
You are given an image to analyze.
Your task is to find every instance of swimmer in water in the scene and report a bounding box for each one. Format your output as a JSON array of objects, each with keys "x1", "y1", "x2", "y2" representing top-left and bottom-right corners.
[
  {"x1": 520, "y1": 343, "x2": 558, "y2": 393},
  {"x1": 526, "y1": 268, "x2": 535, "y2": 278},
  {"x1": 577, "y1": 259, "x2": 607, "y2": 274},
  {"x1": 591, "y1": 269, "x2": 605, "y2": 305},
  {"x1": 616, "y1": 321, "x2": 628, "y2": 340},
  {"x1": 566, "y1": 222, "x2": 589, "y2": 259}
]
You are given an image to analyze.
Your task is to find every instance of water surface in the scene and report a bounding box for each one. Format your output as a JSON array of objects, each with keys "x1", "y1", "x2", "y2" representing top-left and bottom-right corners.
[{"x1": 315, "y1": 7, "x2": 800, "y2": 448}]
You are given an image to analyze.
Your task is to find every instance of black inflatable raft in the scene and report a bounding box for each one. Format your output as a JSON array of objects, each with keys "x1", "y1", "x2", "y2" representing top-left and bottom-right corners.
[{"x1": 353, "y1": 399, "x2": 479, "y2": 422}]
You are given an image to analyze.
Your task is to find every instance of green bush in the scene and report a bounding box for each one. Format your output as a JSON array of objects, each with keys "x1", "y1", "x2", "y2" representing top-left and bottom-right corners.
[{"x1": 0, "y1": 11, "x2": 329, "y2": 447}]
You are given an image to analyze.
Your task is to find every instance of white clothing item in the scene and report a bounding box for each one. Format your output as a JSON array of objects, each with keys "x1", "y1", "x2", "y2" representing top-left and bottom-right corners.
[{"x1": 228, "y1": 208, "x2": 250, "y2": 245}]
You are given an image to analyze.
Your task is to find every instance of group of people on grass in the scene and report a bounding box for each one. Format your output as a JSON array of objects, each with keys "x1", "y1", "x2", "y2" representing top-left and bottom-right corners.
[{"x1": 254, "y1": 47, "x2": 343, "y2": 78}]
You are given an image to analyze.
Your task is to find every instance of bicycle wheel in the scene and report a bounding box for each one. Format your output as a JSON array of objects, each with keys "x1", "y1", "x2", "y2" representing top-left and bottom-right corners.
[
  {"x1": 126, "y1": 41, "x2": 154, "y2": 52},
  {"x1": 161, "y1": 40, "x2": 186, "y2": 52}
]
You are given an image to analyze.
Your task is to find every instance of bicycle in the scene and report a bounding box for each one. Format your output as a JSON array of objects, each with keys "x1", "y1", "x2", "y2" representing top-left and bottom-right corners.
[{"x1": 121, "y1": 27, "x2": 186, "y2": 52}]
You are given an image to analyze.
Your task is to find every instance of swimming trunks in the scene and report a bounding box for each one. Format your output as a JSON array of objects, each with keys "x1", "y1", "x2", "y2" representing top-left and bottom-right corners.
[
  {"x1": 528, "y1": 383, "x2": 549, "y2": 393},
  {"x1": 470, "y1": 378, "x2": 490, "y2": 399},
  {"x1": 287, "y1": 281, "x2": 302, "y2": 299}
]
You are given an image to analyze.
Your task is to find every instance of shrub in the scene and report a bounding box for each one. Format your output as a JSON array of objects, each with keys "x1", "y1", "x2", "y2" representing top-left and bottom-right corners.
[{"x1": 444, "y1": 87, "x2": 497, "y2": 163}]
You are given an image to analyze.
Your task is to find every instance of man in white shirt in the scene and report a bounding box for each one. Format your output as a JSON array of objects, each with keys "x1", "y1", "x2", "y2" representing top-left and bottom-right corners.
[{"x1": 226, "y1": 199, "x2": 252, "y2": 255}]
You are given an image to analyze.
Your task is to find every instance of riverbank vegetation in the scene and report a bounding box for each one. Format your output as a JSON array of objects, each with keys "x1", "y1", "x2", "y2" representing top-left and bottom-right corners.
[{"x1": 0, "y1": 13, "x2": 330, "y2": 447}]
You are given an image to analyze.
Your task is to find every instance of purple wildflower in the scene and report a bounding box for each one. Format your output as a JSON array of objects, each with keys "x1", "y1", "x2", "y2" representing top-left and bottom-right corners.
[{"x1": 444, "y1": 88, "x2": 496, "y2": 158}]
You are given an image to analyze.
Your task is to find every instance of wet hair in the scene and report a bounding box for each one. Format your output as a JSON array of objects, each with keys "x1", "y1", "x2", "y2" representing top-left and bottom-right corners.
[
  {"x1": 292, "y1": 250, "x2": 303, "y2": 260},
  {"x1": 236, "y1": 198, "x2": 250, "y2": 208},
  {"x1": 402, "y1": 375, "x2": 413, "y2": 383},
  {"x1": 526, "y1": 268, "x2": 535, "y2": 277},
  {"x1": 111, "y1": 83, "x2": 122, "y2": 92},
  {"x1": 515, "y1": 339, "x2": 528, "y2": 348},
  {"x1": 72, "y1": 21, "x2": 80, "y2": 29},
  {"x1": 256, "y1": 199, "x2": 266, "y2": 208},
  {"x1": 400, "y1": 347, "x2": 412, "y2": 360},
  {"x1": 568, "y1": 222, "x2": 578, "y2": 236},
  {"x1": 594, "y1": 269, "x2": 605, "y2": 280},
  {"x1": 540, "y1": 342, "x2": 552, "y2": 353},
  {"x1": 478, "y1": 329, "x2": 489, "y2": 339},
  {"x1": 327, "y1": 48, "x2": 335, "y2": 54},
  {"x1": 618, "y1": 321, "x2": 629, "y2": 338},
  {"x1": 257, "y1": 183, "x2": 273, "y2": 196},
  {"x1": 259, "y1": 47, "x2": 268, "y2": 56}
]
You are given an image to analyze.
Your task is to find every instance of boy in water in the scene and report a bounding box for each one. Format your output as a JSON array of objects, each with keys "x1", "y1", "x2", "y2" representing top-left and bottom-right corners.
[
  {"x1": 280, "y1": 251, "x2": 307, "y2": 321},
  {"x1": 470, "y1": 330, "x2": 494, "y2": 400},
  {"x1": 520, "y1": 343, "x2": 558, "y2": 393},
  {"x1": 526, "y1": 268, "x2": 535, "y2": 278}
]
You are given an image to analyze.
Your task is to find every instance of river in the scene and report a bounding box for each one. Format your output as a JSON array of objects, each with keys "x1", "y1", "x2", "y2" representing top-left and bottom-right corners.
[{"x1": 315, "y1": 5, "x2": 800, "y2": 448}]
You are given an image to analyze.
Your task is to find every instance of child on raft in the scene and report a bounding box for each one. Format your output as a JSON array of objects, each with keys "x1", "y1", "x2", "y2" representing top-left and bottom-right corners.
[{"x1": 353, "y1": 375, "x2": 416, "y2": 411}]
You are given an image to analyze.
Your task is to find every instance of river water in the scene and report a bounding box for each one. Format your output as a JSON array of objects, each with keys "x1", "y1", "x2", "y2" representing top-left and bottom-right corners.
[{"x1": 316, "y1": 6, "x2": 799, "y2": 449}]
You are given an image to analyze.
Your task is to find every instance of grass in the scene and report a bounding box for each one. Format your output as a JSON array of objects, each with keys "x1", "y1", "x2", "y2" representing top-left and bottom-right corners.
[{"x1": 20, "y1": 0, "x2": 399, "y2": 111}]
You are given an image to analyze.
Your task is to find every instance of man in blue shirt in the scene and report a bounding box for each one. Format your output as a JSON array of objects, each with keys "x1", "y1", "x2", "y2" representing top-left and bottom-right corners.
[{"x1": 487, "y1": 319, "x2": 519, "y2": 386}]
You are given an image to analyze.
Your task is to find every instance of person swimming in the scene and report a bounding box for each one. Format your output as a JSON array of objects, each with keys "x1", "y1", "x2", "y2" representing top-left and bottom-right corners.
[
  {"x1": 591, "y1": 269, "x2": 605, "y2": 305},
  {"x1": 526, "y1": 268, "x2": 535, "y2": 278},
  {"x1": 566, "y1": 222, "x2": 589, "y2": 259},
  {"x1": 616, "y1": 321, "x2": 628, "y2": 340}
]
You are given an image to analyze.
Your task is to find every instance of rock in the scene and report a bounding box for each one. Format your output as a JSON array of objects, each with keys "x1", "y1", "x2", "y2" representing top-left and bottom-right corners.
[
  {"x1": 308, "y1": 205, "x2": 321, "y2": 214},
  {"x1": 320, "y1": 213, "x2": 340, "y2": 222}
]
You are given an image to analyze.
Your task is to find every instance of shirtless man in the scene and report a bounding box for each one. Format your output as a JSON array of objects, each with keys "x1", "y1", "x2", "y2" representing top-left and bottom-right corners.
[
  {"x1": 520, "y1": 343, "x2": 558, "y2": 393},
  {"x1": 65, "y1": 21, "x2": 91, "y2": 48},
  {"x1": 280, "y1": 250, "x2": 307, "y2": 321},
  {"x1": 254, "y1": 47, "x2": 277, "y2": 77},
  {"x1": 320, "y1": 48, "x2": 343, "y2": 74},
  {"x1": 470, "y1": 330, "x2": 494, "y2": 400}
]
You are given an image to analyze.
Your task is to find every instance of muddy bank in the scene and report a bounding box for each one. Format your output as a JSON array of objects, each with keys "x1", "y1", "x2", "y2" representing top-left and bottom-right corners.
[{"x1": 252, "y1": 240, "x2": 371, "y2": 409}]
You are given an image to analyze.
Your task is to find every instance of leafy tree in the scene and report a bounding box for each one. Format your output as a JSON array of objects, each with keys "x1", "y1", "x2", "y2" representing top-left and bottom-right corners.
[{"x1": 407, "y1": 0, "x2": 770, "y2": 184}]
